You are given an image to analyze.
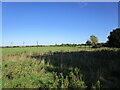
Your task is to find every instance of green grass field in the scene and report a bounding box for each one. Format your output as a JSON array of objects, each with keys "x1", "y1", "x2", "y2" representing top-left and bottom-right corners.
[
  {"x1": 2, "y1": 46, "x2": 92, "y2": 55},
  {"x1": 2, "y1": 46, "x2": 120, "y2": 89}
]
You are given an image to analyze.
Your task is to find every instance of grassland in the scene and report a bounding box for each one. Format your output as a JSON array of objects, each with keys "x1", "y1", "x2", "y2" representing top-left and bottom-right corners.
[
  {"x1": 2, "y1": 46, "x2": 120, "y2": 89},
  {"x1": 2, "y1": 46, "x2": 87, "y2": 55}
]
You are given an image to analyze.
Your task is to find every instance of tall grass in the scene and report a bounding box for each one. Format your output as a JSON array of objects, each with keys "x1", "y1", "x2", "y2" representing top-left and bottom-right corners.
[{"x1": 2, "y1": 47, "x2": 120, "y2": 89}]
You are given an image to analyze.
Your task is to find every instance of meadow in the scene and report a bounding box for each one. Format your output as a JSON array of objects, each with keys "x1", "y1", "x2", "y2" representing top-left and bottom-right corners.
[{"x1": 2, "y1": 46, "x2": 120, "y2": 89}]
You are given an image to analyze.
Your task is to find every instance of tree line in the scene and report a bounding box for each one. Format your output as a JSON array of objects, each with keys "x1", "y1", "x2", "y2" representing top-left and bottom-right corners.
[
  {"x1": 54, "y1": 28, "x2": 120, "y2": 48},
  {"x1": 2, "y1": 28, "x2": 120, "y2": 48},
  {"x1": 85, "y1": 28, "x2": 120, "y2": 48}
]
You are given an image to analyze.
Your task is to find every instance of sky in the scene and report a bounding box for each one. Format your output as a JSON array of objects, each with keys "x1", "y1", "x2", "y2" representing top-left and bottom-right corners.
[{"x1": 2, "y1": 2, "x2": 118, "y2": 46}]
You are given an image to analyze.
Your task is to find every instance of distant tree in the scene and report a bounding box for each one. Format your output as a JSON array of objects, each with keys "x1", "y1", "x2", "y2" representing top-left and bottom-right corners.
[
  {"x1": 85, "y1": 40, "x2": 91, "y2": 46},
  {"x1": 107, "y1": 28, "x2": 120, "y2": 48},
  {"x1": 90, "y1": 35, "x2": 98, "y2": 46}
]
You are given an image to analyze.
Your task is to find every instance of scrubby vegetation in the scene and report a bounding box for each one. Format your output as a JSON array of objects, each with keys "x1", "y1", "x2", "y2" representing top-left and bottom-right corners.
[{"x1": 2, "y1": 47, "x2": 120, "y2": 89}]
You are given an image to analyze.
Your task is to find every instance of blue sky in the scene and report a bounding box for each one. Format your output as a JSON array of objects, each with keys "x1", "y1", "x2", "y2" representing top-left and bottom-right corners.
[{"x1": 2, "y1": 2, "x2": 118, "y2": 46}]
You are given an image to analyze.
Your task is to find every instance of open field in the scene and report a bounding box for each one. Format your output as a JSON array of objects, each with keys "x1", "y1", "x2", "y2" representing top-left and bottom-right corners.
[
  {"x1": 2, "y1": 46, "x2": 120, "y2": 89},
  {"x1": 2, "y1": 46, "x2": 89, "y2": 55},
  {"x1": 2, "y1": 1, "x2": 119, "y2": 89}
]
